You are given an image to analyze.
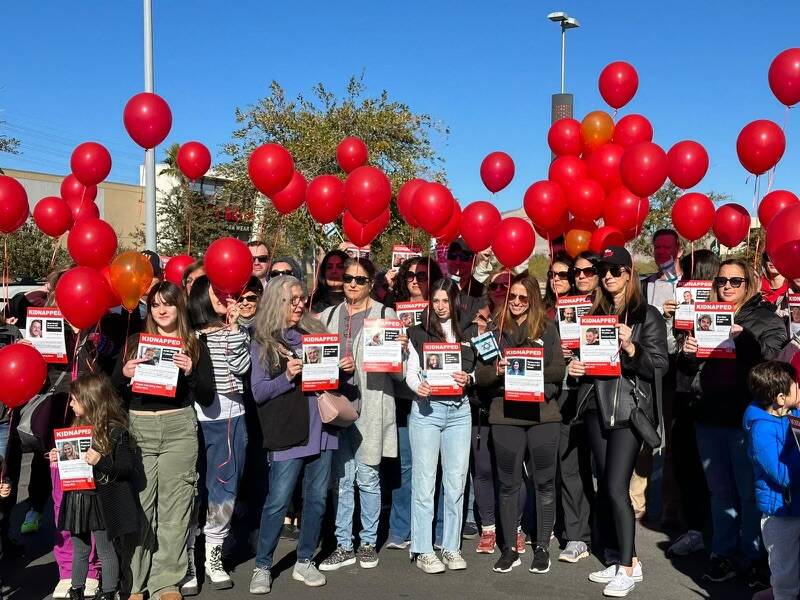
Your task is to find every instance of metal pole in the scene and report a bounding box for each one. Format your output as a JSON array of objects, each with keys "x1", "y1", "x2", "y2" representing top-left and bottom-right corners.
[
  {"x1": 143, "y1": 0, "x2": 157, "y2": 251},
  {"x1": 560, "y1": 25, "x2": 566, "y2": 94}
]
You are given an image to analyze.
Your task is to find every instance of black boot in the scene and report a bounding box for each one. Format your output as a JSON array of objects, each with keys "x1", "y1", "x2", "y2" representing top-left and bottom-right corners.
[
  {"x1": 93, "y1": 591, "x2": 119, "y2": 600},
  {"x1": 68, "y1": 587, "x2": 85, "y2": 600}
]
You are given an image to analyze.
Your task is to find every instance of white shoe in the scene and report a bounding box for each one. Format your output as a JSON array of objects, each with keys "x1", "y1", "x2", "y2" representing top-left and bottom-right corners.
[
  {"x1": 180, "y1": 546, "x2": 199, "y2": 596},
  {"x1": 603, "y1": 566, "x2": 636, "y2": 597},
  {"x1": 205, "y1": 542, "x2": 232, "y2": 590},
  {"x1": 590, "y1": 561, "x2": 643, "y2": 583},
  {"x1": 667, "y1": 530, "x2": 705, "y2": 557},
  {"x1": 415, "y1": 552, "x2": 446, "y2": 574},
  {"x1": 441, "y1": 550, "x2": 467, "y2": 570},
  {"x1": 85, "y1": 578, "x2": 99, "y2": 596},
  {"x1": 52, "y1": 579, "x2": 72, "y2": 599}
]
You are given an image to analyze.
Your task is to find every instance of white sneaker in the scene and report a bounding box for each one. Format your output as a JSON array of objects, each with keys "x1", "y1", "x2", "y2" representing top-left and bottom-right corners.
[
  {"x1": 85, "y1": 578, "x2": 99, "y2": 596},
  {"x1": 52, "y1": 579, "x2": 72, "y2": 599},
  {"x1": 441, "y1": 550, "x2": 467, "y2": 570},
  {"x1": 180, "y1": 546, "x2": 199, "y2": 596},
  {"x1": 590, "y1": 562, "x2": 643, "y2": 583},
  {"x1": 205, "y1": 542, "x2": 232, "y2": 589},
  {"x1": 667, "y1": 530, "x2": 705, "y2": 557},
  {"x1": 603, "y1": 567, "x2": 636, "y2": 597},
  {"x1": 415, "y1": 552, "x2": 446, "y2": 574}
]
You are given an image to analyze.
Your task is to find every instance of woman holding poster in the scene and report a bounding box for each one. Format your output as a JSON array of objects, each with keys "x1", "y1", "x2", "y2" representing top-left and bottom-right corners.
[
  {"x1": 474, "y1": 274, "x2": 565, "y2": 575},
  {"x1": 679, "y1": 259, "x2": 786, "y2": 584},
  {"x1": 318, "y1": 258, "x2": 407, "y2": 573},
  {"x1": 567, "y1": 246, "x2": 668, "y2": 597},
  {"x1": 112, "y1": 281, "x2": 215, "y2": 600},
  {"x1": 404, "y1": 279, "x2": 475, "y2": 574},
  {"x1": 249, "y1": 276, "x2": 339, "y2": 593}
]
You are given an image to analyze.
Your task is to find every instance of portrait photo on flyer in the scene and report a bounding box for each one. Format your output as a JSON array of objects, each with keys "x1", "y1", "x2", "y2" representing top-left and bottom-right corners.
[
  {"x1": 131, "y1": 333, "x2": 182, "y2": 397},
  {"x1": 54, "y1": 426, "x2": 95, "y2": 491},
  {"x1": 422, "y1": 342, "x2": 462, "y2": 395},
  {"x1": 362, "y1": 318, "x2": 403, "y2": 372},
  {"x1": 302, "y1": 333, "x2": 340, "y2": 391},
  {"x1": 504, "y1": 347, "x2": 544, "y2": 402},
  {"x1": 25, "y1": 307, "x2": 67, "y2": 363},
  {"x1": 579, "y1": 315, "x2": 621, "y2": 376}
]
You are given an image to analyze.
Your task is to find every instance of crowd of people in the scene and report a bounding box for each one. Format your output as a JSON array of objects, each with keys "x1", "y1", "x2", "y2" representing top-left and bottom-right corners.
[{"x1": 0, "y1": 232, "x2": 798, "y2": 600}]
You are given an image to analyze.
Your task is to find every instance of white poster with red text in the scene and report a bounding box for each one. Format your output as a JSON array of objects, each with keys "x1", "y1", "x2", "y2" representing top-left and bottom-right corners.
[
  {"x1": 54, "y1": 426, "x2": 95, "y2": 491},
  {"x1": 788, "y1": 294, "x2": 800, "y2": 338},
  {"x1": 391, "y1": 245, "x2": 422, "y2": 270},
  {"x1": 504, "y1": 348, "x2": 545, "y2": 402},
  {"x1": 422, "y1": 342, "x2": 462, "y2": 396},
  {"x1": 556, "y1": 295, "x2": 593, "y2": 349},
  {"x1": 131, "y1": 334, "x2": 182, "y2": 397},
  {"x1": 674, "y1": 280, "x2": 713, "y2": 330},
  {"x1": 302, "y1": 333, "x2": 340, "y2": 391},
  {"x1": 396, "y1": 301, "x2": 427, "y2": 329},
  {"x1": 694, "y1": 302, "x2": 736, "y2": 359},
  {"x1": 579, "y1": 315, "x2": 621, "y2": 376},
  {"x1": 363, "y1": 319, "x2": 403, "y2": 373},
  {"x1": 25, "y1": 307, "x2": 67, "y2": 363}
]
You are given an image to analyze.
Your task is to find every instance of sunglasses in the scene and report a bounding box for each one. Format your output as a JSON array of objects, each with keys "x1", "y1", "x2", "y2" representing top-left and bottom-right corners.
[
  {"x1": 405, "y1": 271, "x2": 428, "y2": 282},
  {"x1": 238, "y1": 294, "x2": 259, "y2": 304},
  {"x1": 597, "y1": 264, "x2": 628, "y2": 278},
  {"x1": 343, "y1": 274, "x2": 371, "y2": 286},
  {"x1": 269, "y1": 269, "x2": 293, "y2": 277},
  {"x1": 252, "y1": 255, "x2": 270, "y2": 264},
  {"x1": 488, "y1": 281, "x2": 510, "y2": 292},
  {"x1": 714, "y1": 276, "x2": 746, "y2": 289},
  {"x1": 508, "y1": 293, "x2": 529, "y2": 304},
  {"x1": 572, "y1": 266, "x2": 597, "y2": 278},
  {"x1": 447, "y1": 251, "x2": 474, "y2": 261},
  {"x1": 548, "y1": 270, "x2": 570, "y2": 281}
]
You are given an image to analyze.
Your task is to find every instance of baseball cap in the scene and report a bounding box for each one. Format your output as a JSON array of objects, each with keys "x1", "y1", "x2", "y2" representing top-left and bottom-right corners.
[
  {"x1": 598, "y1": 246, "x2": 632, "y2": 269},
  {"x1": 141, "y1": 250, "x2": 163, "y2": 279}
]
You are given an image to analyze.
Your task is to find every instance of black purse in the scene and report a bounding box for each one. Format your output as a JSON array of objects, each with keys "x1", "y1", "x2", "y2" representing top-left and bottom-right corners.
[{"x1": 628, "y1": 378, "x2": 661, "y2": 449}]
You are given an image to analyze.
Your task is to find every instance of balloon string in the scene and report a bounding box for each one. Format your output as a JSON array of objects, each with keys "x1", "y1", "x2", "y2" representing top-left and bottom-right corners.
[
  {"x1": 2, "y1": 237, "x2": 9, "y2": 312},
  {"x1": 310, "y1": 221, "x2": 322, "y2": 302},
  {"x1": 496, "y1": 268, "x2": 512, "y2": 354},
  {"x1": 268, "y1": 214, "x2": 284, "y2": 272},
  {"x1": 70, "y1": 328, "x2": 82, "y2": 382},
  {"x1": 690, "y1": 242, "x2": 695, "y2": 280},
  {"x1": 425, "y1": 251, "x2": 432, "y2": 332},
  {"x1": 0, "y1": 408, "x2": 11, "y2": 483},
  {"x1": 753, "y1": 234, "x2": 761, "y2": 271},
  {"x1": 122, "y1": 310, "x2": 132, "y2": 368},
  {"x1": 466, "y1": 255, "x2": 477, "y2": 297},
  {"x1": 49, "y1": 234, "x2": 62, "y2": 270}
]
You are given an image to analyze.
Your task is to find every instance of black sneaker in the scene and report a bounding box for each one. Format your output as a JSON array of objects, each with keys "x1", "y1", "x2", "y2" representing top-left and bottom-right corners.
[
  {"x1": 280, "y1": 523, "x2": 300, "y2": 541},
  {"x1": 462, "y1": 522, "x2": 479, "y2": 540},
  {"x1": 702, "y1": 555, "x2": 737, "y2": 582},
  {"x1": 529, "y1": 545, "x2": 551, "y2": 574},
  {"x1": 746, "y1": 563, "x2": 770, "y2": 589},
  {"x1": 493, "y1": 549, "x2": 521, "y2": 573},
  {"x1": 357, "y1": 543, "x2": 379, "y2": 569}
]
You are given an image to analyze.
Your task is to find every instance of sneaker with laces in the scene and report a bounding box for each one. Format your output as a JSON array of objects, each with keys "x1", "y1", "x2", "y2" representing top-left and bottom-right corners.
[
  {"x1": 357, "y1": 543, "x2": 379, "y2": 569},
  {"x1": 415, "y1": 552, "x2": 446, "y2": 574},
  {"x1": 516, "y1": 531, "x2": 526, "y2": 554},
  {"x1": 559, "y1": 540, "x2": 590, "y2": 563},
  {"x1": 529, "y1": 545, "x2": 551, "y2": 574},
  {"x1": 493, "y1": 550, "x2": 520, "y2": 573},
  {"x1": 385, "y1": 539, "x2": 410, "y2": 550},
  {"x1": 20, "y1": 510, "x2": 40, "y2": 535},
  {"x1": 667, "y1": 530, "x2": 705, "y2": 557},
  {"x1": 293, "y1": 560, "x2": 326, "y2": 587},
  {"x1": 249, "y1": 567, "x2": 272, "y2": 594},
  {"x1": 462, "y1": 522, "x2": 479, "y2": 540},
  {"x1": 205, "y1": 542, "x2": 232, "y2": 589},
  {"x1": 179, "y1": 547, "x2": 198, "y2": 596},
  {"x1": 702, "y1": 555, "x2": 737, "y2": 582},
  {"x1": 441, "y1": 549, "x2": 467, "y2": 570},
  {"x1": 476, "y1": 529, "x2": 496, "y2": 554},
  {"x1": 84, "y1": 579, "x2": 99, "y2": 597},
  {"x1": 590, "y1": 562, "x2": 643, "y2": 583},
  {"x1": 603, "y1": 566, "x2": 636, "y2": 597},
  {"x1": 53, "y1": 579, "x2": 72, "y2": 599},
  {"x1": 319, "y1": 546, "x2": 356, "y2": 571}
]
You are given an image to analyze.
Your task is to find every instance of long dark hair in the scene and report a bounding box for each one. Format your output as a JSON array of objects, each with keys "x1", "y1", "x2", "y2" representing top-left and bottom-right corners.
[
  {"x1": 496, "y1": 273, "x2": 547, "y2": 341},
  {"x1": 395, "y1": 256, "x2": 443, "y2": 302},
  {"x1": 71, "y1": 373, "x2": 128, "y2": 456},
  {"x1": 679, "y1": 249, "x2": 720, "y2": 281},
  {"x1": 543, "y1": 251, "x2": 575, "y2": 311},
  {"x1": 424, "y1": 278, "x2": 463, "y2": 342},
  {"x1": 187, "y1": 275, "x2": 225, "y2": 329},
  {"x1": 309, "y1": 249, "x2": 349, "y2": 308}
]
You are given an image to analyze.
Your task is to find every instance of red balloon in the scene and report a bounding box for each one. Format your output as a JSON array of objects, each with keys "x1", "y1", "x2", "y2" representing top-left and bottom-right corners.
[
  {"x1": 55, "y1": 266, "x2": 109, "y2": 329},
  {"x1": 612, "y1": 114, "x2": 653, "y2": 148},
  {"x1": 60, "y1": 174, "x2": 97, "y2": 204},
  {"x1": 566, "y1": 179, "x2": 605, "y2": 222},
  {"x1": 548, "y1": 119, "x2": 583, "y2": 156},
  {"x1": 589, "y1": 226, "x2": 625, "y2": 254},
  {"x1": 769, "y1": 48, "x2": 800, "y2": 107},
  {"x1": 342, "y1": 209, "x2": 389, "y2": 247},
  {"x1": 270, "y1": 171, "x2": 307, "y2": 215},
  {"x1": 480, "y1": 151, "x2": 515, "y2": 193},
  {"x1": 671, "y1": 192, "x2": 715, "y2": 242},
  {"x1": 177, "y1": 141, "x2": 211, "y2": 181},
  {"x1": 566, "y1": 216, "x2": 598, "y2": 234},
  {"x1": 461, "y1": 201, "x2": 502, "y2": 252},
  {"x1": 164, "y1": 254, "x2": 195, "y2": 286},
  {"x1": 306, "y1": 175, "x2": 345, "y2": 224},
  {"x1": 435, "y1": 201, "x2": 462, "y2": 244},
  {"x1": 620, "y1": 142, "x2": 669, "y2": 197},
  {"x1": 548, "y1": 156, "x2": 588, "y2": 191},
  {"x1": 412, "y1": 182, "x2": 455, "y2": 235},
  {"x1": 100, "y1": 265, "x2": 122, "y2": 309},
  {"x1": 598, "y1": 62, "x2": 639, "y2": 109},
  {"x1": 667, "y1": 140, "x2": 709, "y2": 189},
  {"x1": 491, "y1": 217, "x2": 535, "y2": 268},
  {"x1": 524, "y1": 180, "x2": 567, "y2": 231},
  {"x1": 65, "y1": 195, "x2": 99, "y2": 223},
  {"x1": 534, "y1": 212, "x2": 569, "y2": 241},
  {"x1": 0, "y1": 175, "x2": 30, "y2": 233},
  {"x1": 736, "y1": 120, "x2": 786, "y2": 175},
  {"x1": 67, "y1": 218, "x2": 118, "y2": 268},
  {"x1": 603, "y1": 187, "x2": 649, "y2": 232},
  {"x1": 70, "y1": 142, "x2": 112, "y2": 186},
  {"x1": 33, "y1": 196, "x2": 72, "y2": 237},
  {"x1": 123, "y1": 92, "x2": 172, "y2": 149},
  {"x1": 759, "y1": 190, "x2": 800, "y2": 228},
  {"x1": 397, "y1": 179, "x2": 426, "y2": 228},
  {"x1": 586, "y1": 143, "x2": 624, "y2": 192},
  {"x1": 336, "y1": 137, "x2": 369, "y2": 173},
  {"x1": 344, "y1": 166, "x2": 391, "y2": 224},
  {"x1": 0, "y1": 343, "x2": 47, "y2": 409},
  {"x1": 248, "y1": 144, "x2": 294, "y2": 196},
  {"x1": 204, "y1": 237, "x2": 253, "y2": 294},
  {"x1": 713, "y1": 203, "x2": 751, "y2": 248},
  {"x1": 767, "y1": 204, "x2": 800, "y2": 279}
]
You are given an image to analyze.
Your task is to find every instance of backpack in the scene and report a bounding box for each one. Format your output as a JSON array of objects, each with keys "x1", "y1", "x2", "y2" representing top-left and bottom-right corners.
[{"x1": 17, "y1": 371, "x2": 68, "y2": 451}]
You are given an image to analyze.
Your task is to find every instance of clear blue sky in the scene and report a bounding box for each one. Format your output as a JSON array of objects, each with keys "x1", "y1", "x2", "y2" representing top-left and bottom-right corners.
[{"x1": 2, "y1": 0, "x2": 799, "y2": 215}]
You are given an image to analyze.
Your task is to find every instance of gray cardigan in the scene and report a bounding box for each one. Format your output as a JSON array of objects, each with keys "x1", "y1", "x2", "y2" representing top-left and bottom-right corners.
[{"x1": 319, "y1": 301, "x2": 403, "y2": 465}]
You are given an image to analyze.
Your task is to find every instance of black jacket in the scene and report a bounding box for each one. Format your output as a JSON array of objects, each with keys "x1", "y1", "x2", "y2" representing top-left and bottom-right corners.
[
  {"x1": 575, "y1": 303, "x2": 669, "y2": 430},
  {"x1": 678, "y1": 293, "x2": 787, "y2": 428}
]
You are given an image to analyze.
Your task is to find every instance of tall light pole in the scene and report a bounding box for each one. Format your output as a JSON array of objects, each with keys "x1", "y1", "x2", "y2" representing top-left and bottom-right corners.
[
  {"x1": 547, "y1": 11, "x2": 580, "y2": 123},
  {"x1": 143, "y1": 0, "x2": 157, "y2": 251}
]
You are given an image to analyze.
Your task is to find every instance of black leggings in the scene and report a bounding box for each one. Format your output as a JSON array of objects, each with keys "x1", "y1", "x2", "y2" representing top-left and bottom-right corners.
[
  {"x1": 72, "y1": 530, "x2": 118, "y2": 592},
  {"x1": 471, "y1": 424, "x2": 496, "y2": 526},
  {"x1": 585, "y1": 410, "x2": 642, "y2": 566},
  {"x1": 492, "y1": 422, "x2": 560, "y2": 549}
]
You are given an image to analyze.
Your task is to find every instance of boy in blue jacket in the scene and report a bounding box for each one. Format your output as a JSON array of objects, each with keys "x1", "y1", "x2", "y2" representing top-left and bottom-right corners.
[{"x1": 743, "y1": 360, "x2": 800, "y2": 600}]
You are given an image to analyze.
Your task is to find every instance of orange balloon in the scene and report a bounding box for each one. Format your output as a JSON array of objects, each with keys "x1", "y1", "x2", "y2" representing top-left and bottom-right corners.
[
  {"x1": 565, "y1": 228, "x2": 592, "y2": 257},
  {"x1": 109, "y1": 251, "x2": 154, "y2": 311},
  {"x1": 580, "y1": 111, "x2": 615, "y2": 150}
]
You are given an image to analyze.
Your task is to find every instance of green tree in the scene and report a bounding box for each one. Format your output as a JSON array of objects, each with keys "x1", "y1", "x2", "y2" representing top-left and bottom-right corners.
[
  {"x1": 0, "y1": 120, "x2": 20, "y2": 157},
  {"x1": 5, "y1": 222, "x2": 69, "y2": 280}
]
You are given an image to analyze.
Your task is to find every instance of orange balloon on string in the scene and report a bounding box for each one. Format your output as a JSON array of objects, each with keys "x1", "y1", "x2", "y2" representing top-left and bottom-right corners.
[
  {"x1": 580, "y1": 111, "x2": 615, "y2": 151},
  {"x1": 565, "y1": 228, "x2": 592, "y2": 257},
  {"x1": 109, "y1": 251, "x2": 154, "y2": 311}
]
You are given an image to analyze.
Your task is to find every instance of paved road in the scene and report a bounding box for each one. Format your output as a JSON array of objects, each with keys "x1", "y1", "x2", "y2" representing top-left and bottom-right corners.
[{"x1": 1, "y1": 457, "x2": 757, "y2": 600}]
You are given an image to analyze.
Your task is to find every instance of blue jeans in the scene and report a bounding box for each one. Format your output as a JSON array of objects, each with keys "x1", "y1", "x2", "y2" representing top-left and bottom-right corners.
[
  {"x1": 409, "y1": 399, "x2": 471, "y2": 554},
  {"x1": 695, "y1": 423, "x2": 762, "y2": 561},
  {"x1": 387, "y1": 425, "x2": 412, "y2": 544},
  {"x1": 332, "y1": 426, "x2": 381, "y2": 549},
  {"x1": 255, "y1": 451, "x2": 333, "y2": 569}
]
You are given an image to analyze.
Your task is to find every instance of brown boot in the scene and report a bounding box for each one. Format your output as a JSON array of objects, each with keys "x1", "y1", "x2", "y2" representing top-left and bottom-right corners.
[{"x1": 159, "y1": 592, "x2": 183, "y2": 600}]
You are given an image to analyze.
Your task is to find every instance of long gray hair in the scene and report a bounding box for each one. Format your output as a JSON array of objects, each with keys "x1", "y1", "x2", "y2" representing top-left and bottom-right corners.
[{"x1": 252, "y1": 275, "x2": 326, "y2": 370}]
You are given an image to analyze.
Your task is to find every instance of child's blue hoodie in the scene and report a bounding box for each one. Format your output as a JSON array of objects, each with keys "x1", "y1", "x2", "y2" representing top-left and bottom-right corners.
[{"x1": 743, "y1": 403, "x2": 800, "y2": 517}]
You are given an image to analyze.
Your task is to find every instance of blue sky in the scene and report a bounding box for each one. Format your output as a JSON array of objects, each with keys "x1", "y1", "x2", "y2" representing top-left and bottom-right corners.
[{"x1": 2, "y1": 0, "x2": 799, "y2": 215}]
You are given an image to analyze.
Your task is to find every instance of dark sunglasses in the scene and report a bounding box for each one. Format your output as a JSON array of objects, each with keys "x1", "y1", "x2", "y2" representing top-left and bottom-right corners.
[
  {"x1": 343, "y1": 274, "x2": 371, "y2": 286},
  {"x1": 405, "y1": 271, "x2": 428, "y2": 282},
  {"x1": 714, "y1": 277, "x2": 746, "y2": 289},
  {"x1": 447, "y1": 251, "x2": 474, "y2": 261},
  {"x1": 597, "y1": 264, "x2": 628, "y2": 278},
  {"x1": 252, "y1": 255, "x2": 270, "y2": 264},
  {"x1": 488, "y1": 281, "x2": 509, "y2": 292},
  {"x1": 508, "y1": 293, "x2": 529, "y2": 304},
  {"x1": 548, "y1": 270, "x2": 570, "y2": 281},
  {"x1": 269, "y1": 269, "x2": 293, "y2": 277},
  {"x1": 572, "y1": 266, "x2": 597, "y2": 278},
  {"x1": 238, "y1": 294, "x2": 259, "y2": 303}
]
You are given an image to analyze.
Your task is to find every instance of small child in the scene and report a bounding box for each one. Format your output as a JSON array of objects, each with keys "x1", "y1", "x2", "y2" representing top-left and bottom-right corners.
[
  {"x1": 743, "y1": 360, "x2": 800, "y2": 600},
  {"x1": 48, "y1": 374, "x2": 139, "y2": 600}
]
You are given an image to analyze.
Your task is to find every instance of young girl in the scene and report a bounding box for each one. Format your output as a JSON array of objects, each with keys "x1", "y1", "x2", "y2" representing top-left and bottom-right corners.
[{"x1": 49, "y1": 373, "x2": 139, "y2": 600}]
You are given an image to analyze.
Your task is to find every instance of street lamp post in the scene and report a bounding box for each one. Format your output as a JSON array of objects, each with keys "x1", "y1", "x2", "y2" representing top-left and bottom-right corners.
[
  {"x1": 547, "y1": 11, "x2": 580, "y2": 123},
  {"x1": 143, "y1": 0, "x2": 157, "y2": 252}
]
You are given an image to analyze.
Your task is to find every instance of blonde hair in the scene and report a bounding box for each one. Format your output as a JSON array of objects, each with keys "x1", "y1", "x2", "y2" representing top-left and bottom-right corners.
[
  {"x1": 494, "y1": 274, "x2": 547, "y2": 340},
  {"x1": 711, "y1": 258, "x2": 760, "y2": 309}
]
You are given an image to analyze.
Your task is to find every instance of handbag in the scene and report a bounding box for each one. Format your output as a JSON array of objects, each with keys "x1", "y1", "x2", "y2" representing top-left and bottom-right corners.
[
  {"x1": 17, "y1": 372, "x2": 68, "y2": 451},
  {"x1": 317, "y1": 391, "x2": 359, "y2": 427},
  {"x1": 628, "y1": 378, "x2": 661, "y2": 449}
]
